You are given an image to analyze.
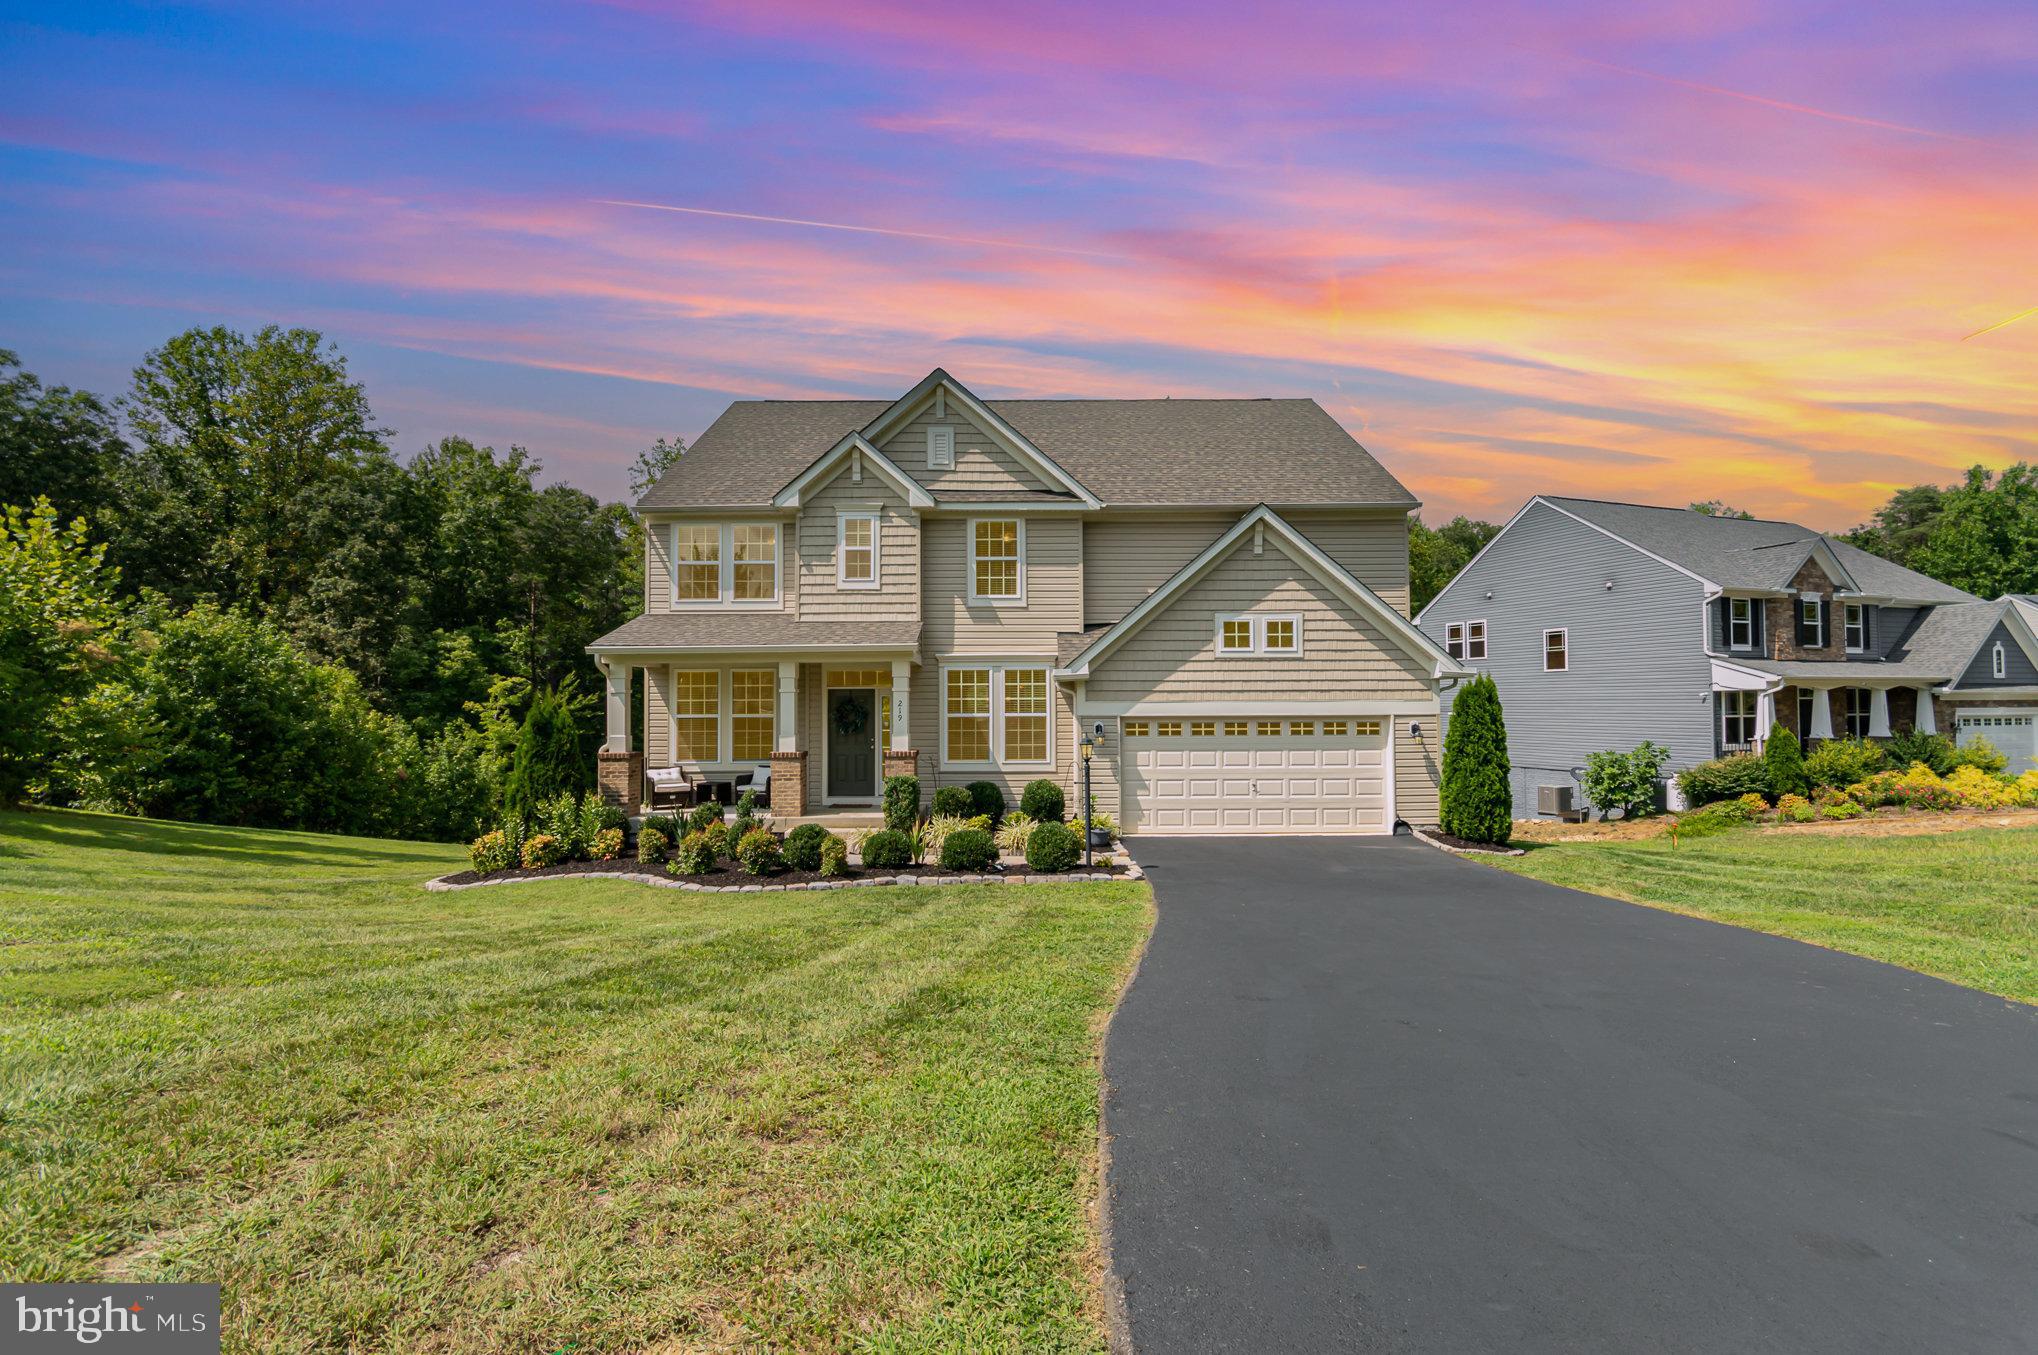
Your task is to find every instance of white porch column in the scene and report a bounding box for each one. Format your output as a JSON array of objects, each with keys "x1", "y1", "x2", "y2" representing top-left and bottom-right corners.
[
  {"x1": 1807, "y1": 686, "x2": 1835, "y2": 741},
  {"x1": 1868, "y1": 686, "x2": 1891, "y2": 738},
  {"x1": 1915, "y1": 686, "x2": 1937, "y2": 734},
  {"x1": 602, "y1": 660, "x2": 630, "y2": 752},
  {"x1": 776, "y1": 660, "x2": 799, "y2": 753},
  {"x1": 889, "y1": 658, "x2": 912, "y2": 751},
  {"x1": 1755, "y1": 687, "x2": 1776, "y2": 746}
]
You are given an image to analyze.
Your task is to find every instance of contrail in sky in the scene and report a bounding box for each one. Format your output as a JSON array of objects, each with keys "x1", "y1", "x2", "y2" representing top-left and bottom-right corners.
[
  {"x1": 593, "y1": 198, "x2": 1125, "y2": 259},
  {"x1": 1568, "y1": 55, "x2": 1984, "y2": 144},
  {"x1": 1961, "y1": 305, "x2": 2038, "y2": 341}
]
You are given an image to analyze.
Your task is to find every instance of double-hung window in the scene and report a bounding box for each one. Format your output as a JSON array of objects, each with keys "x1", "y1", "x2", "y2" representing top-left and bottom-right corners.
[
  {"x1": 1721, "y1": 690, "x2": 1757, "y2": 749},
  {"x1": 1797, "y1": 688, "x2": 1816, "y2": 737},
  {"x1": 1215, "y1": 614, "x2": 1302, "y2": 656},
  {"x1": 1728, "y1": 598, "x2": 1754, "y2": 650},
  {"x1": 944, "y1": 665, "x2": 1052, "y2": 768},
  {"x1": 1844, "y1": 603, "x2": 1866, "y2": 652},
  {"x1": 1444, "y1": 620, "x2": 1487, "y2": 660},
  {"x1": 1543, "y1": 628, "x2": 1569, "y2": 671},
  {"x1": 673, "y1": 670, "x2": 719, "y2": 762},
  {"x1": 1799, "y1": 595, "x2": 1824, "y2": 647},
  {"x1": 672, "y1": 523, "x2": 780, "y2": 605},
  {"x1": 970, "y1": 519, "x2": 1023, "y2": 603},
  {"x1": 730, "y1": 670, "x2": 776, "y2": 761},
  {"x1": 837, "y1": 512, "x2": 878, "y2": 588}
]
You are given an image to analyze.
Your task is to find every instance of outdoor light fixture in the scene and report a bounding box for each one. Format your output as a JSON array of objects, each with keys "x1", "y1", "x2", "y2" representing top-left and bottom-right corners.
[
  {"x1": 1411, "y1": 722, "x2": 1424, "y2": 739},
  {"x1": 1078, "y1": 726, "x2": 1104, "y2": 866}
]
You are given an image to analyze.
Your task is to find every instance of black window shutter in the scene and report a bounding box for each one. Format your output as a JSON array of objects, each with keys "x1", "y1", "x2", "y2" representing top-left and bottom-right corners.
[
  {"x1": 1861, "y1": 606, "x2": 1873, "y2": 650},
  {"x1": 1821, "y1": 599, "x2": 1833, "y2": 647},
  {"x1": 1715, "y1": 597, "x2": 1731, "y2": 648},
  {"x1": 1754, "y1": 600, "x2": 1766, "y2": 650},
  {"x1": 1796, "y1": 602, "x2": 1811, "y2": 646}
]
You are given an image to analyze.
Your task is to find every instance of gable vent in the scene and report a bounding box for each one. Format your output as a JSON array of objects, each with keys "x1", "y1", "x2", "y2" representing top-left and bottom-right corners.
[{"x1": 927, "y1": 424, "x2": 955, "y2": 470}]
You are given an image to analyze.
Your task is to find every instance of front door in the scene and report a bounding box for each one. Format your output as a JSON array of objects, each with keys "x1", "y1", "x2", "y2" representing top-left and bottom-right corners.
[{"x1": 827, "y1": 688, "x2": 878, "y2": 800}]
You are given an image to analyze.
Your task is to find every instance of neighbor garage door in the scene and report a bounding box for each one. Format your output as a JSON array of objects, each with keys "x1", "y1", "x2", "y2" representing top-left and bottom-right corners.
[
  {"x1": 1121, "y1": 717, "x2": 1389, "y2": 834},
  {"x1": 1956, "y1": 711, "x2": 2038, "y2": 775}
]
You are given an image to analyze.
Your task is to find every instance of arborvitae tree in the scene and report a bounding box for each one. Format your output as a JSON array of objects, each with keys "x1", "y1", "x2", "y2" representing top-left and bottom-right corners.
[
  {"x1": 1761, "y1": 726, "x2": 1808, "y2": 798},
  {"x1": 503, "y1": 685, "x2": 584, "y2": 819},
  {"x1": 1439, "y1": 674, "x2": 1512, "y2": 844}
]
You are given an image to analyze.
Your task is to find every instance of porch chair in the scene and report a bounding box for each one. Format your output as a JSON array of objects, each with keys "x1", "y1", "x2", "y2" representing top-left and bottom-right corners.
[
  {"x1": 645, "y1": 765, "x2": 704, "y2": 812},
  {"x1": 733, "y1": 764, "x2": 772, "y2": 809}
]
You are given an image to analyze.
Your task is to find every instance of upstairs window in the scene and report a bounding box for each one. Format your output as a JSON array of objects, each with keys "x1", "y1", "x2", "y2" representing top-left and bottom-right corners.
[
  {"x1": 1219, "y1": 618, "x2": 1255, "y2": 654},
  {"x1": 1444, "y1": 620, "x2": 1487, "y2": 660},
  {"x1": 1728, "y1": 598, "x2": 1754, "y2": 649},
  {"x1": 837, "y1": 512, "x2": 878, "y2": 588},
  {"x1": 672, "y1": 523, "x2": 780, "y2": 605},
  {"x1": 1215, "y1": 614, "x2": 1302, "y2": 656},
  {"x1": 970, "y1": 519, "x2": 1023, "y2": 603},
  {"x1": 1994, "y1": 641, "x2": 2008, "y2": 680},
  {"x1": 1543, "y1": 628, "x2": 1569, "y2": 672},
  {"x1": 1844, "y1": 603, "x2": 1866, "y2": 653},
  {"x1": 1799, "y1": 595, "x2": 1825, "y2": 648},
  {"x1": 927, "y1": 424, "x2": 956, "y2": 470}
]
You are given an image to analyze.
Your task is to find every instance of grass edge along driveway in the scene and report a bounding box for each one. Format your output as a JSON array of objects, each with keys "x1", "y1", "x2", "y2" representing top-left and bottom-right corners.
[
  {"x1": 1489, "y1": 823, "x2": 2038, "y2": 1007},
  {"x1": 0, "y1": 808, "x2": 1152, "y2": 1353}
]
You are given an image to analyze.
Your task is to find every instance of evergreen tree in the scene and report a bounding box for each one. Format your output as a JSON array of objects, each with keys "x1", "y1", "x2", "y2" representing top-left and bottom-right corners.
[
  {"x1": 1439, "y1": 674, "x2": 1512, "y2": 844},
  {"x1": 503, "y1": 685, "x2": 585, "y2": 818},
  {"x1": 1761, "y1": 727, "x2": 1808, "y2": 798}
]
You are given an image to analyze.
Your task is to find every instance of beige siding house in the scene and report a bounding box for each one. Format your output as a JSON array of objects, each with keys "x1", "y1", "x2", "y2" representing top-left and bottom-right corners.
[{"x1": 589, "y1": 369, "x2": 1471, "y2": 835}]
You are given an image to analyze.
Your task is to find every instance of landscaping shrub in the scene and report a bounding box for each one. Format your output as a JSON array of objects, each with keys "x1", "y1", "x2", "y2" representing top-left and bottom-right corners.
[
  {"x1": 1885, "y1": 728, "x2": 1954, "y2": 775},
  {"x1": 538, "y1": 791, "x2": 583, "y2": 857},
  {"x1": 2015, "y1": 770, "x2": 2038, "y2": 808},
  {"x1": 687, "y1": 800, "x2": 724, "y2": 834},
  {"x1": 577, "y1": 796, "x2": 624, "y2": 852},
  {"x1": 496, "y1": 811, "x2": 529, "y2": 857},
  {"x1": 1775, "y1": 793, "x2": 1815, "y2": 823},
  {"x1": 1440, "y1": 674, "x2": 1511, "y2": 843},
  {"x1": 1761, "y1": 728, "x2": 1810, "y2": 798},
  {"x1": 919, "y1": 814, "x2": 970, "y2": 864},
  {"x1": 1083, "y1": 810, "x2": 1119, "y2": 841},
  {"x1": 1946, "y1": 766, "x2": 2018, "y2": 808},
  {"x1": 883, "y1": 775, "x2": 920, "y2": 832},
  {"x1": 520, "y1": 833, "x2": 565, "y2": 869},
  {"x1": 1673, "y1": 799, "x2": 1753, "y2": 838},
  {"x1": 1020, "y1": 778, "x2": 1066, "y2": 823},
  {"x1": 994, "y1": 812, "x2": 1036, "y2": 856},
  {"x1": 469, "y1": 830, "x2": 513, "y2": 873},
  {"x1": 590, "y1": 826, "x2": 624, "y2": 860},
  {"x1": 701, "y1": 820, "x2": 731, "y2": 860},
  {"x1": 1804, "y1": 737, "x2": 1886, "y2": 790},
  {"x1": 728, "y1": 809, "x2": 757, "y2": 846},
  {"x1": 1024, "y1": 819, "x2": 1081, "y2": 872},
  {"x1": 940, "y1": 827, "x2": 997, "y2": 872},
  {"x1": 1852, "y1": 763, "x2": 1960, "y2": 811},
  {"x1": 861, "y1": 828, "x2": 914, "y2": 870},
  {"x1": 670, "y1": 830, "x2": 717, "y2": 875},
  {"x1": 735, "y1": 826, "x2": 783, "y2": 875},
  {"x1": 819, "y1": 833, "x2": 849, "y2": 878},
  {"x1": 504, "y1": 685, "x2": 586, "y2": 819},
  {"x1": 736, "y1": 788, "x2": 761, "y2": 816},
  {"x1": 1580, "y1": 741, "x2": 1670, "y2": 819},
  {"x1": 1737, "y1": 792, "x2": 1770, "y2": 815},
  {"x1": 636, "y1": 825, "x2": 671, "y2": 865},
  {"x1": 783, "y1": 822, "x2": 830, "y2": 871},
  {"x1": 1676, "y1": 753, "x2": 1769, "y2": 807},
  {"x1": 966, "y1": 780, "x2": 1005, "y2": 827},
  {"x1": 1948, "y1": 735, "x2": 2008, "y2": 775},
  {"x1": 932, "y1": 785, "x2": 975, "y2": 818},
  {"x1": 640, "y1": 813, "x2": 680, "y2": 843}
]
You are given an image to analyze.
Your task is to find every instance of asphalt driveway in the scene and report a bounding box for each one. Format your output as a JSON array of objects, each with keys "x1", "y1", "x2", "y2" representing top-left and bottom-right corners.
[{"x1": 1105, "y1": 836, "x2": 2038, "y2": 1354}]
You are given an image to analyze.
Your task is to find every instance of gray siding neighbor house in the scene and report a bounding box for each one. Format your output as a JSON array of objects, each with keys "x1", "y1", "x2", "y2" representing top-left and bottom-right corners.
[{"x1": 1417, "y1": 497, "x2": 2038, "y2": 818}]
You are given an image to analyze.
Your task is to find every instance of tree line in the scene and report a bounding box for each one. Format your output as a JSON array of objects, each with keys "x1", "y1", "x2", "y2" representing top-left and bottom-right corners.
[{"x1": 2, "y1": 328, "x2": 676, "y2": 839}]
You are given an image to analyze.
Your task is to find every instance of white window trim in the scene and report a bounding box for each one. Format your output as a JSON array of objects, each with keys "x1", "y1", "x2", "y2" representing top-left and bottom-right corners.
[
  {"x1": 939, "y1": 662, "x2": 1055, "y2": 771},
  {"x1": 1543, "y1": 628, "x2": 1569, "y2": 672},
  {"x1": 927, "y1": 424, "x2": 956, "y2": 470},
  {"x1": 967, "y1": 517, "x2": 1026, "y2": 607},
  {"x1": 1799, "y1": 593, "x2": 1824, "y2": 648},
  {"x1": 670, "y1": 522, "x2": 780, "y2": 608},
  {"x1": 1844, "y1": 686, "x2": 1873, "y2": 738},
  {"x1": 669, "y1": 668, "x2": 780, "y2": 769},
  {"x1": 836, "y1": 510, "x2": 880, "y2": 590},
  {"x1": 1444, "y1": 621, "x2": 1464, "y2": 660},
  {"x1": 1464, "y1": 618, "x2": 1487, "y2": 660},
  {"x1": 1728, "y1": 597, "x2": 1754, "y2": 650},
  {"x1": 1721, "y1": 689, "x2": 1757, "y2": 748},
  {"x1": 1213, "y1": 613, "x2": 1304, "y2": 658},
  {"x1": 1993, "y1": 641, "x2": 2007, "y2": 679},
  {"x1": 1844, "y1": 603, "x2": 1866, "y2": 654}
]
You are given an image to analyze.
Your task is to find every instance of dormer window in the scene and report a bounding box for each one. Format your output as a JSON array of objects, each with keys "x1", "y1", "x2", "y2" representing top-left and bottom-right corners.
[{"x1": 927, "y1": 425, "x2": 955, "y2": 470}]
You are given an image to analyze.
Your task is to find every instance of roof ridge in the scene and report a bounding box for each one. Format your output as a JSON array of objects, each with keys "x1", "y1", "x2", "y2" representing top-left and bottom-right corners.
[{"x1": 1545, "y1": 494, "x2": 1815, "y2": 531}]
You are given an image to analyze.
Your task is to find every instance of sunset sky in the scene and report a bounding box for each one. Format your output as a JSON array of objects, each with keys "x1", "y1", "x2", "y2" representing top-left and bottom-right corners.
[{"x1": 3, "y1": 1, "x2": 2033, "y2": 527}]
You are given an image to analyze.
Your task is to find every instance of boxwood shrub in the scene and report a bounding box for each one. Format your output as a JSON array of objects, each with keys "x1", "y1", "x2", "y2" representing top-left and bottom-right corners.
[
  {"x1": 818, "y1": 832, "x2": 849, "y2": 878},
  {"x1": 965, "y1": 780, "x2": 1006, "y2": 826},
  {"x1": 882, "y1": 775, "x2": 920, "y2": 832},
  {"x1": 1024, "y1": 819, "x2": 1081, "y2": 872},
  {"x1": 1675, "y1": 753, "x2": 1770, "y2": 807},
  {"x1": 932, "y1": 785, "x2": 974, "y2": 818},
  {"x1": 1020, "y1": 778, "x2": 1065, "y2": 823},
  {"x1": 783, "y1": 822, "x2": 829, "y2": 871},
  {"x1": 861, "y1": 828, "x2": 914, "y2": 870},
  {"x1": 939, "y1": 827, "x2": 997, "y2": 872}
]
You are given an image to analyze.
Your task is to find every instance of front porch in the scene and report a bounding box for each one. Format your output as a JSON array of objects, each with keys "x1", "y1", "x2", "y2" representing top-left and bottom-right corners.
[
  {"x1": 1712, "y1": 660, "x2": 1941, "y2": 756},
  {"x1": 591, "y1": 651, "x2": 923, "y2": 819}
]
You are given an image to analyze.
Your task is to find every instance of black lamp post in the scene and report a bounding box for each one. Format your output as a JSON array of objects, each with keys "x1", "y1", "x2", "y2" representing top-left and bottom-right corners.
[{"x1": 1079, "y1": 732, "x2": 1094, "y2": 867}]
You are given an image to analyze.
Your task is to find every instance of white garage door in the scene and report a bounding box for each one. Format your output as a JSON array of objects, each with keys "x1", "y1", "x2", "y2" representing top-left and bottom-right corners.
[
  {"x1": 1121, "y1": 717, "x2": 1389, "y2": 834},
  {"x1": 1956, "y1": 711, "x2": 2038, "y2": 774}
]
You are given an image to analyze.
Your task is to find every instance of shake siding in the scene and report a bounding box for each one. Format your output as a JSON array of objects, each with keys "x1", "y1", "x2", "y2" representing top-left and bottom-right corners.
[
  {"x1": 1958, "y1": 620, "x2": 2038, "y2": 686},
  {"x1": 906, "y1": 662, "x2": 1076, "y2": 813},
  {"x1": 877, "y1": 404, "x2": 1049, "y2": 493},
  {"x1": 645, "y1": 664, "x2": 672, "y2": 768},
  {"x1": 1419, "y1": 500, "x2": 1714, "y2": 817},
  {"x1": 1083, "y1": 540, "x2": 1432, "y2": 704},
  {"x1": 794, "y1": 470, "x2": 918, "y2": 623},
  {"x1": 1082, "y1": 511, "x2": 1410, "y2": 626},
  {"x1": 922, "y1": 516, "x2": 1082, "y2": 655},
  {"x1": 1394, "y1": 714, "x2": 1441, "y2": 823}
]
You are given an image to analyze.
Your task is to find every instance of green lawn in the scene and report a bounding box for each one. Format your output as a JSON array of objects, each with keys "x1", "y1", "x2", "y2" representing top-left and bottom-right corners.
[
  {"x1": 0, "y1": 808, "x2": 1150, "y2": 1353},
  {"x1": 1491, "y1": 824, "x2": 2038, "y2": 1005}
]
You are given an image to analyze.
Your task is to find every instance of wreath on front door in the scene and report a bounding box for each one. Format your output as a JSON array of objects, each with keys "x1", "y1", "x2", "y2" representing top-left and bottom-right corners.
[{"x1": 833, "y1": 695, "x2": 870, "y2": 738}]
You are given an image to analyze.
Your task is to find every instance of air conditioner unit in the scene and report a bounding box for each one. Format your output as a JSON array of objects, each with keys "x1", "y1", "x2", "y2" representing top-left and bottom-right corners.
[{"x1": 1537, "y1": 785, "x2": 1574, "y2": 816}]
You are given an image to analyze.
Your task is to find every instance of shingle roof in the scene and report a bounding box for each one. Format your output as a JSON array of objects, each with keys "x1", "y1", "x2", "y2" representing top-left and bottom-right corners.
[
  {"x1": 637, "y1": 396, "x2": 1417, "y2": 510},
  {"x1": 588, "y1": 614, "x2": 921, "y2": 652},
  {"x1": 1735, "y1": 600, "x2": 2004, "y2": 682},
  {"x1": 1057, "y1": 626, "x2": 1111, "y2": 666},
  {"x1": 1543, "y1": 498, "x2": 1975, "y2": 604}
]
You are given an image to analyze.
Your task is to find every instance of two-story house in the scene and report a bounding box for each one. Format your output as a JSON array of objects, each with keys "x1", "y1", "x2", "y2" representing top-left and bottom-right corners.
[
  {"x1": 585, "y1": 369, "x2": 1471, "y2": 835},
  {"x1": 1416, "y1": 496, "x2": 2038, "y2": 818}
]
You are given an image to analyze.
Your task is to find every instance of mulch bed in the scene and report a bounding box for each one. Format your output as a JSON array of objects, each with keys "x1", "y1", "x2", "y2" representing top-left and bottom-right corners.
[
  {"x1": 439, "y1": 854, "x2": 1133, "y2": 888},
  {"x1": 1420, "y1": 828, "x2": 1524, "y2": 855}
]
